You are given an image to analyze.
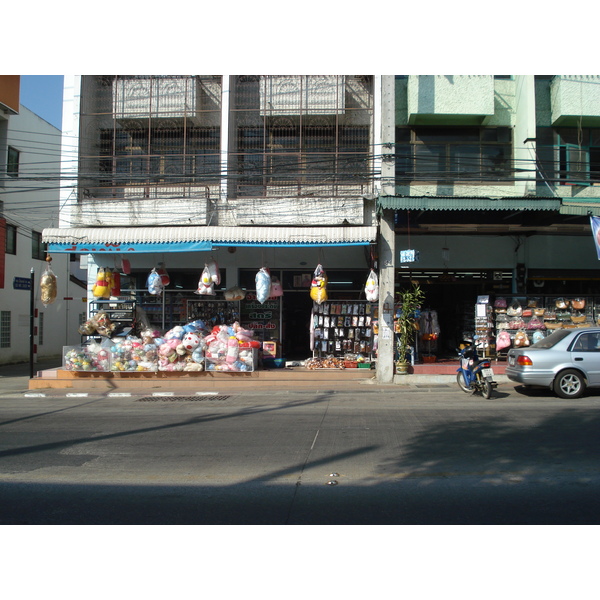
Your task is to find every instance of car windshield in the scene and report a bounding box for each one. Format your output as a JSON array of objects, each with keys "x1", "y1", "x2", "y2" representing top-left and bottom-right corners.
[{"x1": 530, "y1": 329, "x2": 573, "y2": 349}]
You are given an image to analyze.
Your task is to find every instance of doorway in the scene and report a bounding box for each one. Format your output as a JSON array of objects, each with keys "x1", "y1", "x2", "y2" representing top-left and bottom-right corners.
[{"x1": 282, "y1": 291, "x2": 313, "y2": 359}]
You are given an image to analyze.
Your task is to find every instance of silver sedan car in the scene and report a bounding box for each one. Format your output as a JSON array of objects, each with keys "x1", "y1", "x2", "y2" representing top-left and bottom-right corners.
[{"x1": 506, "y1": 328, "x2": 600, "y2": 399}]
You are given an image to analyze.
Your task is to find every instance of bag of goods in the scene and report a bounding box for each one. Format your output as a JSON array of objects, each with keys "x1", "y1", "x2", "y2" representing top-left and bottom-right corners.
[
  {"x1": 40, "y1": 264, "x2": 58, "y2": 307},
  {"x1": 156, "y1": 262, "x2": 170, "y2": 286},
  {"x1": 496, "y1": 330, "x2": 511, "y2": 351},
  {"x1": 195, "y1": 265, "x2": 215, "y2": 296},
  {"x1": 310, "y1": 264, "x2": 328, "y2": 305},
  {"x1": 506, "y1": 300, "x2": 522, "y2": 317},
  {"x1": 146, "y1": 268, "x2": 164, "y2": 296},
  {"x1": 255, "y1": 267, "x2": 272, "y2": 304},
  {"x1": 364, "y1": 269, "x2": 379, "y2": 302},
  {"x1": 93, "y1": 312, "x2": 116, "y2": 337},
  {"x1": 110, "y1": 269, "x2": 121, "y2": 297},
  {"x1": 269, "y1": 276, "x2": 284, "y2": 298},
  {"x1": 494, "y1": 297, "x2": 507, "y2": 309},
  {"x1": 110, "y1": 336, "x2": 157, "y2": 372},
  {"x1": 92, "y1": 267, "x2": 113, "y2": 299},
  {"x1": 224, "y1": 285, "x2": 245, "y2": 301},
  {"x1": 572, "y1": 298, "x2": 586, "y2": 310},
  {"x1": 206, "y1": 260, "x2": 221, "y2": 286},
  {"x1": 514, "y1": 330, "x2": 530, "y2": 347}
]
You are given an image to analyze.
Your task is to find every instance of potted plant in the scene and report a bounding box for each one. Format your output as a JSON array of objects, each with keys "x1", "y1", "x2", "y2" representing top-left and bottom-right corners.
[{"x1": 395, "y1": 283, "x2": 425, "y2": 374}]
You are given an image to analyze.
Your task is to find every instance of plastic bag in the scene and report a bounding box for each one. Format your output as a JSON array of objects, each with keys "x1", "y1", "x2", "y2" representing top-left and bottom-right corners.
[
  {"x1": 156, "y1": 262, "x2": 170, "y2": 286},
  {"x1": 224, "y1": 285, "x2": 245, "y2": 301},
  {"x1": 146, "y1": 268, "x2": 164, "y2": 296},
  {"x1": 40, "y1": 264, "x2": 57, "y2": 307},
  {"x1": 310, "y1": 264, "x2": 328, "y2": 305},
  {"x1": 270, "y1": 276, "x2": 284, "y2": 297},
  {"x1": 93, "y1": 267, "x2": 111, "y2": 299},
  {"x1": 364, "y1": 269, "x2": 378, "y2": 302},
  {"x1": 206, "y1": 260, "x2": 221, "y2": 285},
  {"x1": 255, "y1": 267, "x2": 272, "y2": 304},
  {"x1": 496, "y1": 330, "x2": 511, "y2": 351},
  {"x1": 195, "y1": 266, "x2": 215, "y2": 296}
]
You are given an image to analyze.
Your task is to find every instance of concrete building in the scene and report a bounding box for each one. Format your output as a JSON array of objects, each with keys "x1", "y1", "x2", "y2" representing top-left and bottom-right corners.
[
  {"x1": 1, "y1": 76, "x2": 86, "y2": 365},
  {"x1": 43, "y1": 75, "x2": 600, "y2": 380}
]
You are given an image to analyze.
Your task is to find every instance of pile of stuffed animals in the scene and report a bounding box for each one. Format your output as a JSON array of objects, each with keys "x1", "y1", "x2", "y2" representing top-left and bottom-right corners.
[{"x1": 67, "y1": 318, "x2": 260, "y2": 373}]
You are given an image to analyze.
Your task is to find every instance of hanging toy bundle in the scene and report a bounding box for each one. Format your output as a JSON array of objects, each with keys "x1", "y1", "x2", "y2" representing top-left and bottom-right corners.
[
  {"x1": 255, "y1": 267, "x2": 272, "y2": 304},
  {"x1": 156, "y1": 262, "x2": 170, "y2": 286},
  {"x1": 195, "y1": 265, "x2": 216, "y2": 296},
  {"x1": 92, "y1": 267, "x2": 113, "y2": 299},
  {"x1": 206, "y1": 259, "x2": 221, "y2": 286},
  {"x1": 40, "y1": 257, "x2": 57, "y2": 307},
  {"x1": 364, "y1": 269, "x2": 379, "y2": 302},
  {"x1": 146, "y1": 268, "x2": 164, "y2": 296},
  {"x1": 310, "y1": 264, "x2": 328, "y2": 305}
]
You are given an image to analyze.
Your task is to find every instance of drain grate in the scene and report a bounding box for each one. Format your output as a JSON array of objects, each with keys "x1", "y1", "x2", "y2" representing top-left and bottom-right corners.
[{"x1": 136, "y1": 395, "x2": 230, "y2": 402}]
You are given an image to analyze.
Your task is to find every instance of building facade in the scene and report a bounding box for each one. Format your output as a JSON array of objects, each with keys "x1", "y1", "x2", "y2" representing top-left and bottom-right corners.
[
  {"x1": 1, "y1": 76, "x2": 86, "y2": 365},
  {"x1": 43, "y1": 75, "x2": 600, "y2": 380}
]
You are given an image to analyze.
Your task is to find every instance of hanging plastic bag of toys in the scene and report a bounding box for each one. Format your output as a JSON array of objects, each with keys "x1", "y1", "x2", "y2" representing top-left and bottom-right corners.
[
  {"x1": 146, "y1": 268, "x2": 164, "y2": 296},
  {"x1": 255, "y1": 267, "x2": 272, "y2": 304},
  {"x1": 40, "y1": 262, "x2": 58, "y2": 307},
  {"x1": 364, "y1": 269, "x2": 379, "y2": 302},
  {"x1": 310, "y1": 264, "x2": 328, "y2": 305}
]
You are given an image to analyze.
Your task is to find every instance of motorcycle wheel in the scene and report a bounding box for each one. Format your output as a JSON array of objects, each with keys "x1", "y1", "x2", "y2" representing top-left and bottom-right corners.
[
  {"x1": 478, "y1": 373, "x2": 493, "y2": 399},
  {"x1": 456, "y1": 372, "x2": 471, "y2": 393}
]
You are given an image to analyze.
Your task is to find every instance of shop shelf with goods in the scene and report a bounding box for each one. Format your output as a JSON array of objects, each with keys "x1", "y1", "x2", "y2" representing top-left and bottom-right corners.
[
  {"x1": 311, "y1": 300, "x2": 375, "y2": 363},
  {"x1": 493, "y1": 295, "x2": 596, "y2": 359},
  {"x1": 474, "y1": 297, "x2": 495, "y2": 358},
  {"x1": 85, "y1": 297, "x2": 137, "y2": 339},
  {"x1": 186, "y1": 298, "x2": 241, "y2": 327}
]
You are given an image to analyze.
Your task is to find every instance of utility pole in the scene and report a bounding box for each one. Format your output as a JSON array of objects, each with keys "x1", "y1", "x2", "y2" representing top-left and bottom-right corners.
[{"x1": 377, "y1": 76, "x2": 396, "y2": 384}]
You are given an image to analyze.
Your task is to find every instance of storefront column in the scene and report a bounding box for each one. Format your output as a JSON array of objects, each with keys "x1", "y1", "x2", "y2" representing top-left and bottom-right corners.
[{"x1": 376, "y1": 75, "x2": 396, "y2": 384}]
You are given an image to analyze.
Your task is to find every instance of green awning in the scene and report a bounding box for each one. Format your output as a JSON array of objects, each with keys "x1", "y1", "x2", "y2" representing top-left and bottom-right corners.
[
  {"x1": 559, "y1": 200, "x2": 600, "y2": 216},
  {"x1": 378, "y1": 195, "x2": 562, "y2": 211}
]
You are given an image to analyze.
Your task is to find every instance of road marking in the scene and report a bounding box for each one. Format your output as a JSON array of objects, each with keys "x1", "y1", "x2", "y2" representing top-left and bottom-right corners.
[
  {"x1": 108, "y1": 393, "x2": 132, "y2": 397},
  {"x1": 310, "y1": 430, "x2": 319, "y2": 450},
  {"x1": 24, "y1": 393, "x2": 46, "y2": 397},
  {"x1": 195, "y1": 392, "x2": 219, "y2": 396},
  {"x1": 152, "y1": 392, "x2": 175, "y2": 397},
  {"x1": 66, "y1": 393, "x2": 88, "y2": 397}
]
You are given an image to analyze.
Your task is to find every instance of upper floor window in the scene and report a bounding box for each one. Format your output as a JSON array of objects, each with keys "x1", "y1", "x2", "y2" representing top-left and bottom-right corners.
[
  {"x1": 5, "y1": 224, "x2": 17, "y2": 255},
  {"x1": 536, "y1": 127, "x2": 600, "y2": 185},
  {"x1": 395, "y1": 126, "x2": 512, "y2": 183},
  {"x1": 32, "y1": 231, "x2": 46, "y2": 260},
  {"x1": 7, "y1": 146, "x2": 19, "y2": 177}
]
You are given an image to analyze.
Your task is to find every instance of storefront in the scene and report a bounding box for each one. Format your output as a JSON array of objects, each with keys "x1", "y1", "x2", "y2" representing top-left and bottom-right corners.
[{"x1": 43, "y1": 225, "x2": 378, "y2": 373}]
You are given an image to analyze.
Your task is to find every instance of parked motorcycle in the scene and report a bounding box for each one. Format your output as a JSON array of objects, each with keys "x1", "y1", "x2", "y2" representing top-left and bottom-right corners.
[{"x1": 457, "y1": 340, "x2": 497, "y2": 399}]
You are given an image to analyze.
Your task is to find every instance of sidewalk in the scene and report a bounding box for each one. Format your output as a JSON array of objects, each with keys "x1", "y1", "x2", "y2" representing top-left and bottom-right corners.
[{"x1": 1, "y1": 357, "x2": 509, "y2": 395}]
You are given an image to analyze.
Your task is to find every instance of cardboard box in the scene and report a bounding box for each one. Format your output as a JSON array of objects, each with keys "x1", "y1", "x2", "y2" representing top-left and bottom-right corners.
[{"x1": 262, "y1": 341, "x2": 278, "y2": 358}]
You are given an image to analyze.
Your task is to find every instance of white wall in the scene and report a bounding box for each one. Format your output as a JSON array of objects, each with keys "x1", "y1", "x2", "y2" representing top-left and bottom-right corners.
[{"x1": 0, "y1": 105, "x2": 86, "y2": 364}]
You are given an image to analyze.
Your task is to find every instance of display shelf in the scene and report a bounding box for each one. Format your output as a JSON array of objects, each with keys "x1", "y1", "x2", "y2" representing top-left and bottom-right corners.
[
  {"x1": 312, "y1": 300, "x2": 374, "y2": 358},
  {"x1": 87, "y1": 297, "x2": 136, "y2": 338},
  {"x1": 493, "y1": 295, "x2": 596, "y2": 358},
  {"x1": 186, "y1": 299, "x2": 240, "y2": 326}
]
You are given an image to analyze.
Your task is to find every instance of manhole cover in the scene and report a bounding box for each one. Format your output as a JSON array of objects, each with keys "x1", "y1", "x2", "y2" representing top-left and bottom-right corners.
[{"x1": 136, "y1": 395, "x2": 230, "y2": 402}]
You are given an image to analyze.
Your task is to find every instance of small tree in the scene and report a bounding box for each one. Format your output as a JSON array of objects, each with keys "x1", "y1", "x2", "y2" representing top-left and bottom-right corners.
[{"x1": 395, "y1": 283, "x2": 425, "y2": 371}]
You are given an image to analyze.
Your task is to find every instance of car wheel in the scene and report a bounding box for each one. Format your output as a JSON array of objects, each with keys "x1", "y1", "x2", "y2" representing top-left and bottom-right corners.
[{"x1": 554, "y1": 369, "x2": 586, "y2": 399}]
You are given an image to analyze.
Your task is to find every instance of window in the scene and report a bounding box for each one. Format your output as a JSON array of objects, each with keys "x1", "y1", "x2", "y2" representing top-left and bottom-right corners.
[
  {"x1": 0, "y1": 311, "x2": 10, "y2": 348},
  {"x1": 7, "y1": 146, "x2": 19, "y2": 177},
  {"x1": 558, "y1": 128, "x2": 600, "y2": 185},
  {"x1": 5, "y1": 224, "x2": 16, "y2": 255},
  {"x1": 230, "y1": 75, "x2": 373, "y2": 196},
  {"x1": 396, "y1": 126, "x2": 513, "y2": 183},
  {"x1": 536, "y1": 127, "x2": 600, "y2": 185},
  {"x1": 32, "y1": 231, "x2": 46, "y2": 260}
]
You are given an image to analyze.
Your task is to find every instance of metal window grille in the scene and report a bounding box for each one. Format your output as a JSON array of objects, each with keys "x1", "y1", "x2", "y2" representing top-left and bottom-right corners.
[
  {"x1": 0, "y1": 311, "x2": 11, "y2": 348},
  {"x1": 80, "y1": 75, "x2": 222, "y2": 199},
  {"x1": 230, "y1": 75, "x2": 374, "y2": 197},
  {"x1": 39, "y1": 312, "x2": 44, "y2": 346}
]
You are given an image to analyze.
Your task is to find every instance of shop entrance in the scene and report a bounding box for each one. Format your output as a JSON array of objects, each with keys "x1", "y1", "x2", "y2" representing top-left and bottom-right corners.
[{"x1": 282, "y1": 291, "x2": 313, "y2": 360}]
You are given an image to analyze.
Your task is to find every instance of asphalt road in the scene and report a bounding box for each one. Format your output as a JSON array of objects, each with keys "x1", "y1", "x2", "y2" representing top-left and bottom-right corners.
[{"x1": 1, "y1": 383, "x2": 600, "y2": 524}]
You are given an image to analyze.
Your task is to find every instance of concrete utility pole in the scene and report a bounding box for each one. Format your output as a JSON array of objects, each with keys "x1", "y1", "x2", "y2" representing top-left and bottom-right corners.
[{"x1": 377, "y1": 76, "x2": 396, "y2": 384}]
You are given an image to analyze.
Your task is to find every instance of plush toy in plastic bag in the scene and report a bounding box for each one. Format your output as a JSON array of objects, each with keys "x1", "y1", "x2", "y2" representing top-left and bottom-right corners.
[
  {"x1": 40, "y1": 263, "x2": 57, "y2": 307},
  {"x1": 195, "y1": 265, "x2": 215, "y2": 295},
  {"x1": 206, "y1": 260, "x2": 221, "y2": 286},
  {"x1": 364, "y1": 269, "x2": 379, "y2": 302},
  {"x1": 224, "y1": 285, "x2": 245, "y2": 301},
  {"x1": 146, "y1": 268, "x2": 164, "y2": 296},
  {"x1": 156, "y1": 262, "x2": 170, "y2": 286},
  {"x1": 270, "y1": 276, "x2": 284, "y2": 297},
  {"x1": 255, "y1": 267, "x2": 272, "y2": 304},
  {"x1": 310, "y1": 264, "x2": 328, "y2": 305},
  {"x1": 93, "y1": 267, "x2": 112, "y2": 299}
]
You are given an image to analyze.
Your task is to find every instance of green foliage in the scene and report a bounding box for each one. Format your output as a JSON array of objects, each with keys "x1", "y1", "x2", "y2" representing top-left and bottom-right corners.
[{"x1": 395, "y1": 283, "x2": 425, "y2": 365}]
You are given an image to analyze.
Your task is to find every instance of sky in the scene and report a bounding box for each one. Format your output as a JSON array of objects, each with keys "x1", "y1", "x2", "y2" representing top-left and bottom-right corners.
[{"x1": 19, "y1": 75, "x2": 64, "y2": 130}]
